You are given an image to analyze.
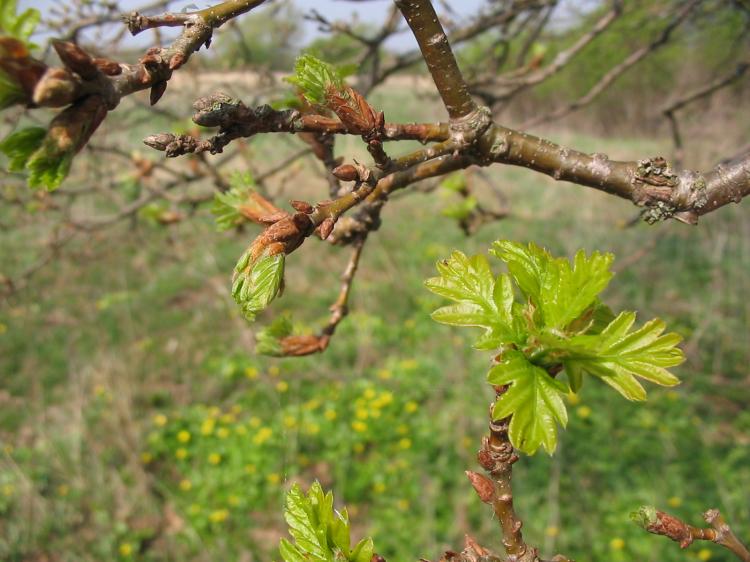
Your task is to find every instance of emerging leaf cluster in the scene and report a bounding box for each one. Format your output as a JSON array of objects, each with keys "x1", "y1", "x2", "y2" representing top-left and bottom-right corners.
[
  {"x1": 286, "y1": 53, "x2": 345, "y2": 105},
  {"x1": 0, "y1": 0, "x2": 40, "y2": 45},
  {"x1": 280, "y1": 482, "x2": 374, "y2": 562},
  {"x1": 232, "y1": 249, "x2": 285, "y2": 322},
  {"x1": 255, "y1": 314, "x2": 293, "y2": 356},
  {"x1": 425, "y1": 241, "x2": 684, "y2": 455},
  {"x1": 0, "y1": 127, "x2": 72, "y2": 190},
  {"x1": 211, "y1": 173, "x2": 256, "y2": 231}
]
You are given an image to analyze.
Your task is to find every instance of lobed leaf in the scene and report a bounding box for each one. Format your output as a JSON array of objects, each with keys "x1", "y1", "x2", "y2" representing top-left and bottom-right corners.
[
  {"x1": 487, "y1": 350, "x2": 569, "y2": 455},
  {"x1": 425, "y1": 250, "x2": 520, "y2": 349},
  {"x1": 280, "y1": 482, "x2": 375, "y2": 562},
  {"x1": 0, "y1": 0, "x2": 40, "y2": 45},
  {"x1": 562, "y1": 312, "x2": 684, "y2": 401},
  {"x1": 255, "y1": 315, "x2": 293, "y2": 356}
]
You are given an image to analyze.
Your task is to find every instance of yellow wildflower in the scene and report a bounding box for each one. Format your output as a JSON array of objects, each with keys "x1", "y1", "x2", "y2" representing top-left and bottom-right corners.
[
  {"x1": 364, "y1": 388, "x2": 376, "y2": 400},
  {"x1": 208, "y1": 406, "x2": 220, "y2": 418},
  {"x1": 217, "y1": 427, "x2": 230, "y2": 439},
  {"x1": 397, "y1": 499, "x2": 410, "y2": 511},
  {"x1": 235, "y1": 425, "x2": 247, "y2": 436},
  {"x1": 177, "y1": 430, "x2": 191, "y2": 443},
  {"x1": 697, "y1": 548, "x2": 712, "y2": 561},
  {"x1": 398, "y1": 438, "x2": 412, "y2": 450},
  {"x1": 373, "y1": 482, "x2": 386, "y2": 494},
  {"x1": 355, "y1": 409, "x2": 369, "y2": 420},
  {"x1": 667, "y1": 496, "x2": 682, "y2": 508},
  {"x1": 404, "y1": 401, "x2": 419, "y2": 413},
  {"x1": 244, "y1": 464, "x2": 257, "y2": 474},
  {"x1": 208, "y1": 453, "x2": 221, "y2": 465},
  {"x1": 228, "y1": 495, "x2": 240, "y2": 506},
  {"x1": 118, "y1": 542, "x2": 133, "y2": 557},
  {"x1": 153, "y1": 414, "x2": 168, "y2": 427},
  {"x1": 244, "y1": 367, "x2": 259, "y2": 379},
  {"x1": 283, "y1": 416, "x2": 297, "y2": 429},
  {"x1": 201, "y1": 418, "x2": 215, "y2": 435},
  {"x1": 609, "y1": 538, "x2": 625, "y2": 550},
  {"x1": 267, "y1": 473, "x2": 281, "y2": 485},
  {"x1": 249, "y1": 416, "x2": 262, "y2": 428},
  {"x1": 566, "y1": 392, "x2": 580, "y2": 406},
  {"x1": 276, "y1": 381, "x2": 289, "y2": 393},
  {"x1": 269, "y1": 366, "x2": 280, "y2": 377},
  {"x1": 399, "y1": 359, "x2": 418, "y2": 371},
  {"x1": 140, "y1": 452, "x2": 153, "y2": 464},
  {"x1": 253, "y1": 427, "x2": 273, "y2": 445},
  {"x1": 545, "y1": 526, "x2": 559, "y2": 538},
  {"x1": 377, "y1": 369, "x2": 392, "y2": 380},
  {"x1": 209, "y1": 509, "x2": 229, "y2": 523},
  {"x1": 577, "y1": 406, "x2": 592, "y2": 419},
  {"x1": 57, "y1": 484, "x2": 69, "y2": 497},
  {"x1": 1, "y1": 484, "x2": 13, "y2": 497},
  {"x1": 175, "y1": 448, "x2": 188, "y2": 460},
  {"x1": 351, "y1": 421, "x2": 368, "y2": 433},
  {"x1": 179, "y1": 479, "x2": 192, "y2": 491},
  {"x1": 220, "y1": 413, "x2": 236, "y2": 424},
  {"x1": 304, "y1": 423, "x2": 320, "y2": 436},
  {"x1": 324, "y1": 409, "x2": 337, "y2": 421},
  {"x1": 188, "y1": 504, "x2": 201, "y2": 515}
]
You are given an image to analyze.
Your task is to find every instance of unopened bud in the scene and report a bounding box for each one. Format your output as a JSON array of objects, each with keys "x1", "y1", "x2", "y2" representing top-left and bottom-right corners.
[
  {"x1": 143, "y1": 133, "x2": 176, "y2": 151},
  {"x1": 319, "y1": 217, "x2": 335, "y2": 240},
  {"x1": 332, "y1": 164, "x2": 358, "y2": 182},
  {"x1": 465, "y1": 471, "x2": 494, "y2": 504},
  {"x1": 150, "y1": 80, "x2": 167, "y2": 105},
  {"x1": 32, "y1": 68, "x2": 79, "y2": 107},
  {"x1": 290, "y1": 200, "x2": 313, "y2": 214}
]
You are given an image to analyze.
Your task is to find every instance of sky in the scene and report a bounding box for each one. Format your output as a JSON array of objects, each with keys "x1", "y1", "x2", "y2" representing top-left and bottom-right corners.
[{"x1": 20, "y1": 0, "x2": 486, "y2": 51}]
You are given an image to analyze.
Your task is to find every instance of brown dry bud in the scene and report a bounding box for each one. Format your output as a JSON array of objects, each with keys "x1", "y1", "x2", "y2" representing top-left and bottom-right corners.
[
  {"x1": 290, "y1": 200, "x2": 313, "y2": 214},
  {"x1": 93, "y1": 58, "x2": 122, "y2": 76},
  {"x1": 279, "y1": 334, "x2": 328, "y2": 356},
  {"x1": 319, "y1": 217, "x2": 335, "y2": 240},
  {"x1": 465, "y1": 471, "x2": 494, "y2": 504},
  {"x1": 143, "y1": 133, "x2": 176, "y2": 151},
  {"x1": 52, "y1": 40, "x2": 98, "y2": 80},
  {"x1": 332, "y1": 164, "x2": 358, "y2": 182},
  {"x1": 150, "y1": 80, "x2": 167, "y2": 105}
]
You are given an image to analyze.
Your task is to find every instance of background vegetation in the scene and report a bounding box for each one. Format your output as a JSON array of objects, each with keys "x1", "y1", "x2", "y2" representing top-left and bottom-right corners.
[{"x1": 1, "y1": 1, "x2": 749, "y2": 561}]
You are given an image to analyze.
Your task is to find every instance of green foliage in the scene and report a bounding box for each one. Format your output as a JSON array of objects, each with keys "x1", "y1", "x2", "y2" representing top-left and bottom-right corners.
[
  {"x1": 488, "y1": 351, "x2": 568, "y2": 454},
  {"x1": 255, "y1": 315, "x2": 293, "y2": 356},
  {"x1": 0, "y1": 127, "x2": 45, "y2": 171},
  {"x1": 630, "y1": 505, "x2": 658, "y2": 529},
  {"x1": 286, "y1": 54, "x2": 345, "y2": 105},
  {"x1": 280, "y1": 482, "x2": 374, "y2": 562},
  {"x1": 0, "y1": 126, "x2": 74, "y2": 191},
  {"x1": 232, "y1": 251, "x2": 285, "y2": 321},
  {"x1": 0, "y1": 69, "x2": 25, "y2": 111},
  {"x1": 211, "y1": 173, "x2": 256, "y2": 231},
  {"x1": 0, "y1": 0, "x2": 40, "y2": 45},
  {"x1": 426, "y1": 241, "x2": 684, "y2": 455}
]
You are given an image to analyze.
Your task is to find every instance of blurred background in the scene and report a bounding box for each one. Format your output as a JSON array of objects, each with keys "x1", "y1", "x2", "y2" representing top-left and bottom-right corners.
[{"x1": 1, "y1": 1, "x2": 749, "y2": 561}]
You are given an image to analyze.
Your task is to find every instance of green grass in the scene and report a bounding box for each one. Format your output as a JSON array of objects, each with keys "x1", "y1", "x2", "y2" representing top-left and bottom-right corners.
[{"x1": 1, "y1": 118, "x2": 749, "y2": 562}]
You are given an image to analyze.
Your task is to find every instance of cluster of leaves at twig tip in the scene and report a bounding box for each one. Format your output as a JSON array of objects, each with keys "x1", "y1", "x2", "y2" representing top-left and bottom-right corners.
[
  {"x1": 232, "y1": 247, "x2": 285, "y2": 323},
  {"x1": 286, "y1": 53, "x2": 345, "y2": 106},
  {"x1": 280, "y1": 481, "x2": 375, "y2": 562},
  {"x1": 425, "y1": 241, "x2": 684, "y2": 455},
  {"x1": 211, "y1": 173, "x2": 257, "y2": 231}
]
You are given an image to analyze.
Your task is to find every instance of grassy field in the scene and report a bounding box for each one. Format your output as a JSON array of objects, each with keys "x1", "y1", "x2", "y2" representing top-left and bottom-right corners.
[{"x1": 1, "y1": 87, "x2": 749, "y2": 562}]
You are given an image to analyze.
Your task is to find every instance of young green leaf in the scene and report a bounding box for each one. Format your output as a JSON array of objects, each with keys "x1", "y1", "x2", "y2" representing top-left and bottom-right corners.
[
  {"x1": 425, "y1": 251, "x2": 520, "y2": 349},
  {"x1": 280, "y1": 482, "x2": 375, "y2": 562},
  {"x1": 212, "y1": 185, "x2": 252, "y2": 231},
  {"x1": 0, "y1": 68, "x2": 26, "y2": 110},
  {"x1": 26, "y1": 149, "x2": 73, "y2": 191},
  {"x1": 562, "y1": 312, "x2": 683, "y2": 401},
  {"x1": 0, "y1": 126, "x2": 45, "y2": 171},
  {"x1": 286, "y1": 53, "x2": 344, "y2": 105},
  {"x1": 0, "y1": 0, "x2": 41, "y2": 45},
  {"x1": 487, "y1": 350, "x2": 569, "y2": 455},
  {"x1": 255, "y1": 315, "x2": 293, "y2": 356},
  {"x1": 232, "y1": 251, "x2": 285, "y2": 321},
  {"x1": 490, "y1": 240, "x2": 551, "y2": 305},
  {"x1": 539, "y1": 249, "x2": 614, "y2": 329}
]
